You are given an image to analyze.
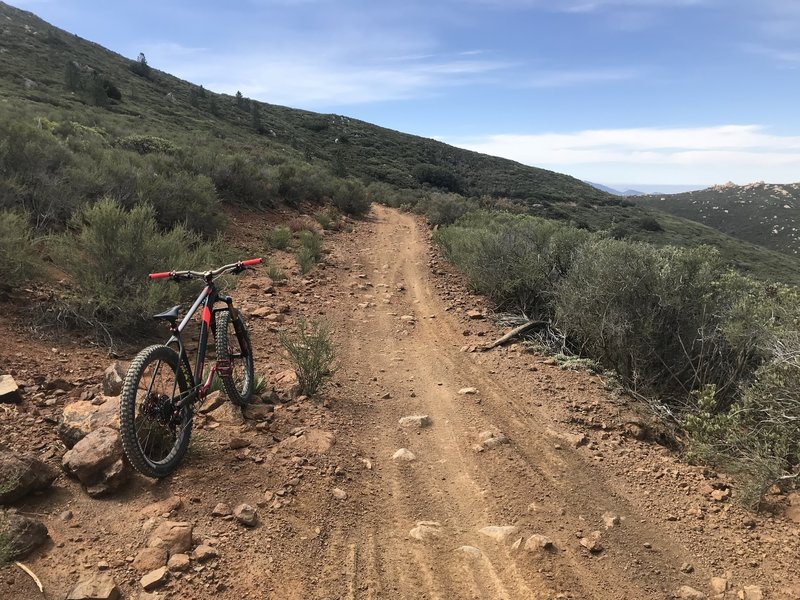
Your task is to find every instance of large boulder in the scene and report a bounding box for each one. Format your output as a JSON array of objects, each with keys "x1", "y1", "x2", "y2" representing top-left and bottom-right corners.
[
  {"x1": 62, "y1": 427, "x2": 128, "y2": 497},
  {"x1": 58, "y1": 398, "x2": 120, "y2": 448},
  {"x1": 0, "y1": 449, "x2": 57, "y2": 504},
  {"x1": 1, "y1": 510, "x2": 49, "y2": 559}
]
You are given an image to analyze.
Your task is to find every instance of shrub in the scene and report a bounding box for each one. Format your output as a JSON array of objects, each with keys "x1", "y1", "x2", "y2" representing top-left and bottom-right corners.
[
  {"x1": 275, "y1": 161, "x2": 333, "y2": 207},
  {"x1": 279, "y1": 317, "x2": 336, "y2": 396},
  {"x1": 423, "y1": 193, "x2": 470, "y2": 226},
  {"x1": 117, "y1": 135, "x2": 179, "y2": 155},
  {"x1": 314, "y1": 210, "x2": 335, "y2": 230},
  {"x1": 52, "y1": 198, "x2": 219, "y2": 344},
  {"x1": 266, "y1": 225, "x2": 292, "y2": 250},
  {"x1": 332, "y1": 178, "x2": 371, "y2": 217},
  {"x1": 0, "y1": 210, "x2": 42, "y2": 286},
  {"x1": 265, "y1": 261, "x2": 286, "y2": 282},
  {"x1": 296, "y1": 230, "x2": 323, "y2": 274},
  {"x1": 413, "y1": 163, "x2": 461, "y2": 192}
]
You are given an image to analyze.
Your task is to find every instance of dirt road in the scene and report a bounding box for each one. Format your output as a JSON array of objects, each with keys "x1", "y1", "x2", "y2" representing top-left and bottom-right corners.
[{"x1": 2, "y1": 205, "x2": 797, "y2": 600}]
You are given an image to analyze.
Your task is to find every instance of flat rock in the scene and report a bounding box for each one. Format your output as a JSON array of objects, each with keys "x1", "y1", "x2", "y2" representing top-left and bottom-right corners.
[
  {"x1": 133, "y1": 547, "x2": 169, "y2": 572},
  {"x1": 62, "y1": 427, "x2": 128, "y2": 497},
  {"x1": 474, "y1": 430, "x2": 509, "y2": 451},
  {"x1": 332, "y1": 488, "x2": 348, "y2": 500},
  {"x1": 66, "y1": 572, "x2": 121, "y2": 600},
  {"x1": 244, "y1": 404, "x2": 274, "y2": 421},
  {"x1": 234, "y1": 503, "x2": 258, "y2": 526},
  {"x1": 59, "y1": 398, "x2": 120, "y2": 449},
  {"x1": 392, "y1": 448, "x2": 416, "y2": 461},
  {"x1": 738, "y1": 586, "x2": 764, "y2": 600},
  {"x1": 140, "y1": 566, "x2": 169, "y2": 591},
  {"x1": 0, "y1": 375, "x2": 21, "y2": 403},
  {"x1": 399, "y1": 415, "x2": 432, "y2": 428},
  {"x1": 228, "y1": 437, "x2": 251, "y2": 450},
  {"x1": 102, "y1": 362, "x2": 126, "y2": 397},
  {"x1": 410, "y1": 521, "x2": 442, "y2": 541},
  {"x1": 467, "y1": 310, "x2": 485, "y2": 320},
  {"x1": 203, "y1": 397, "x2": 244, "y2": 425},
  {"x1": 0, "y1": 449, "x2": 57, "y2": 504},
  {"x1": 710, "y1": 578, "x2": 729, "y2": 594},
  {"x1": 0, "y1": 510, "x2": 48, "y2": 559},
  {"x1": 147, "y1": 521, "x2": 193, "y2": 555},
  {"x1": 478, "y1": 525, "x2": 519, "y2": 543},
  {"x1": 458, "y1": 387, "x2": 478, "y2": 395}
]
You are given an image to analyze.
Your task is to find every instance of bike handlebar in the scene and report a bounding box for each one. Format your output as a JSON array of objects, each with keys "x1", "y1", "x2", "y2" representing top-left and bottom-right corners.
[{"x1": 148, "y1": 258, "x2": 262, "y2": 281}]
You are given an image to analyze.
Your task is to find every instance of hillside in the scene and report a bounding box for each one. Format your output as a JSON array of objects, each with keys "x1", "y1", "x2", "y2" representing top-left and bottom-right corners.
[
  {"x1": 2, "y1": 1, "x2": 800, "y2": 285},
  {"x1": 0, "y1": 1, "x2": 608, "y2": 204},
  {"x1": 632, "y1": 182, "x2": 800, "y2": 256}
]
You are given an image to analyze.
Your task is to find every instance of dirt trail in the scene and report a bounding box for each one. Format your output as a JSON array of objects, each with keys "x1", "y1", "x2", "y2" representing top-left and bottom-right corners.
[
  {"x1": 2, "y1": 205, "x2": 798, "y2": 600},
  {"x1": 294, "y1": 205, "x2": 702, "y2": 599}
]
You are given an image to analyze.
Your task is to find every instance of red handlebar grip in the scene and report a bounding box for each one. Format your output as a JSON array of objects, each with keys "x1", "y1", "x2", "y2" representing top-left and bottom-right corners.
[
  {"x1": 241, "y1": 258, "x2": 262, "y2": 266},
  {"x1": 149, "y1": 272, "x2": 171, "y2": 279}
]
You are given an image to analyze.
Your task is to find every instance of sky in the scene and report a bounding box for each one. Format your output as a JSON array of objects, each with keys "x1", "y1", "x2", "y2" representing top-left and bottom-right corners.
[{"x1": 8, "y1": 0, "x2": 800, "y2": 191}]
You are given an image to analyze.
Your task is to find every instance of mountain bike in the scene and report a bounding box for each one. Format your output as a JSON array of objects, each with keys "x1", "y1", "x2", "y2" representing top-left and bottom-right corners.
[{"x1": 119, "y1": 258, "x2": 261, "y2": 477}]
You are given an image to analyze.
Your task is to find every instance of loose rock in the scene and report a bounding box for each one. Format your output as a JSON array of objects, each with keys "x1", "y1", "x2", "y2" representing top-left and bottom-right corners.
[
  {"x1": 133, "y1": 547, "x2": 169, "y2": 572},
  {"x1": 62, "y1": 427, "x2": 128, "y2": 497},
  {"x1": 0, "y1": 510, "x2": 48, "y2": 559},
  {"x1": 410, "y1": 521, "x2": 441, "y2": 541},
  {"x1": 458, "y1": 387, "x2": 478, "y2": 395},
  {"x1": 102, "y1": 362, "x2": 126, "y2": 397},
  {"x1": 478, "y1": 525, "x2": 520, "y2": 543},
  {"x1": 147, "y1": 521, "x2": 193, "y2": 555},
  {"x1": 59, "y1": 399, "x2": 120, "y2": 449},
  {"x1": 332, "y1": 488, "x2": 348, "y2": 500},
  {"x1": 524, "y1": 534, "x2": 555, "y2": 552},
  {"x1": 66, "y1": 572, "x2": 121, "y2": 600},
  {"x1": 456, "y1": 545, "x2": 482, "y2": 558},
  {"x1": 579, "y1": 530, "x2": 603, "y2": 553},
  {"x1": 674, "y1": 586, "x2": 707, "y2": 599},
  {"x1": 0, "y1": 375, "x2": 21, "y2": 403},
  {"x1": 140, "y1": 566, "x2": 169, "y2": 591},
  {"x1": 0, "y1": 449, "x2": 57, "y2": 504},
  {"x1": 212, "y1": 502, "x2": 232, "y2": 517},
  {"x1": 192, "y1": 545, "x2": 218, "y2": 561},
  {"x1": 399, "y1": 415, "x2": 432, "y2": 428},
  {"x1": 392, "y1": 448, "x2": 416, "y2": 462},
  {"x1": 738, "y1": 586, "x2": 764, "y2": 600},
  {"x1": 234, "y1": 503, "x2": 258, "y2": 526},
  {"x1": 167, "y1": 553, "x2": 191, "y2": 572}
]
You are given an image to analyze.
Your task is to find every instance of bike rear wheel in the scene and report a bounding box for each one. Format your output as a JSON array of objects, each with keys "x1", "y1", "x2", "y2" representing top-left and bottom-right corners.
[
  {"x1": 215, "y1": 310, "x2": 254, "y2": 406},
  {"x1": 119, "y1": 344, "x2": 193, "y2": 478}
]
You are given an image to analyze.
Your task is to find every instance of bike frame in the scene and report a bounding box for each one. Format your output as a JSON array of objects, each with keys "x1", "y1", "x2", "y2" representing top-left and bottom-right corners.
[{"x1": 149, "y1": 258, "x2": 260, "y2": 409}]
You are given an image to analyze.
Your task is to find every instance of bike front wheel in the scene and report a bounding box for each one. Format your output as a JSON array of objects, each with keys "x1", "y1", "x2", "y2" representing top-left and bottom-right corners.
[
  {"x1": 215, "y1": 310, "x2": 254, "y2": 406},
  {"x1": 119, "y1": 344, "x2": 193, "y2": 478}
]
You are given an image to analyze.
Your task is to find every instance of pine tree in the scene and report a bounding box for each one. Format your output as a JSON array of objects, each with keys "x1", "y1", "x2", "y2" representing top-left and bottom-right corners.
[{"x1": 235, "y1": 90, "x2": 244, "y2": 108}]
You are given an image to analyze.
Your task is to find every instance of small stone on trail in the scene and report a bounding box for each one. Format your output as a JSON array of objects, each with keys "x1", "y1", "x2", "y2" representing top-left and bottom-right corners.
[
  {"x1": 233, "y1": 503, "x2": 258, "y2": 526},
  {"x1": 710, "y1": 578, "x2": 729, "y2": 594},
  {"x1": 680, "y1": 562, "x2": 694, "y2": 573},
  {"x1": 673, "y1": 586, "x2": 707, "y2": 599},
  {"x1": 738, "y1": 586, "x2": 764, "y2": 600},
  {"x1": 467, "y1": 310, "x2": 485, "y2": 320},
  {"x1": 392, "y1": 448, "x2": 416, "y2": 462},
  {"x1": 579, "y1": 531, "x2": 603, "y2": 553},
  {"x1": 332, "y1": 488, "x2": 348, "y2": 500},
  {"x1": 458, "y1": 387, "x2": 478, "y2": 395},
  {"x1": 525, "y1": 534, "x2": 555, "y2": 552},
  {"x1": 399, "y1": 415, "x2": 432, "y2": 428},
  {"x1": 456, "y1": 545, "x2": 482, "y2": 558},
  {"x1": 66, "y1": 572, "x2": 121, "y2": 600},
  {"x1": 410, "y1": 521, "x2": 442, "y2": 541},
  {"x1": 602, "y1": 512, "x2": 621, "y2": 529},
  {"x1": 478, "y1": 525, "x2": 520, "y2": 543},
  {"x1": 133, "y1": 547, "x2": 168, "y2": 572},
  {"x1": 228, "y1": 437, "x2": 251, "y2": 450}
]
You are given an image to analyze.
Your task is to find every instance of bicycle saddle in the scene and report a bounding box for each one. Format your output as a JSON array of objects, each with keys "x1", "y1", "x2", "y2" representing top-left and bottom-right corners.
[{"x1": 153, "y1": 305, "x2": 181, "y2": 322}]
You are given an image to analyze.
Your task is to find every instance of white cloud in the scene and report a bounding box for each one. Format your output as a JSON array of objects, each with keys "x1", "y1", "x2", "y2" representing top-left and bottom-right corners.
[{"x1": 445, "y1": 125, "x2": 800, "y2": 185}]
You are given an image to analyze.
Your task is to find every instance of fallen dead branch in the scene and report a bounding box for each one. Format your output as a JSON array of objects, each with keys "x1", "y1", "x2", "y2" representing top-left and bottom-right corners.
[
  {"x1": 15, "y1": 562, "x2": 43, "y2": 593},
  {"x1": 480, "y1": 320, "x2": 545, "y2": 351}
]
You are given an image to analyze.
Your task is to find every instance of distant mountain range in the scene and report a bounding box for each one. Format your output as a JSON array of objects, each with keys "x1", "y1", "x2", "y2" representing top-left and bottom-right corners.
[
  {"x1": 632, "y1": 182, "x2": 800, "y2": 256},
  {"x1": 586, "y1": 182, "x2": 645, "y2": 196}
]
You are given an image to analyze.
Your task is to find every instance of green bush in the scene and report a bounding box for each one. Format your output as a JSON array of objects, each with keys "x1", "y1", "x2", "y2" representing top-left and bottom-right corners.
[
  {"x1": 423, "y1": 193, "x2": 470, "y2": 226},
  {"x1": 52, "y1": 198, "x2": 219, "y2": 343},
  {"x1": 332, "y1": 178, "x2": 371, "y2": 217},
  {"x1": 276, "y1": 161, "x2": 333, "y2": 207},
  {"x1": 0, "y1": 210, "x2": 42, "y2": 285},
  {"x1": 117, "y1": 134, "x2": 179, "y2": 155},
  {"x1": 279, "y1": 317, "x2": 336, "y2": 397},
  {"x1": 266, "y1": 225, "x2": 292, "y2": 250},
  {"x1": 265, "y1": 260, "x2": 286, "y2": 282},
  {"x1": 296, "y1": 230, "x2": 323, "y2": 274}
]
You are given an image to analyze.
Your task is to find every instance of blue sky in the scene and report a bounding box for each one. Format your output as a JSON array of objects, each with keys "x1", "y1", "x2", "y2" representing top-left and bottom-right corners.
[{"x1": 10, "y1": 0, "x2": 800, "y2": 190}]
